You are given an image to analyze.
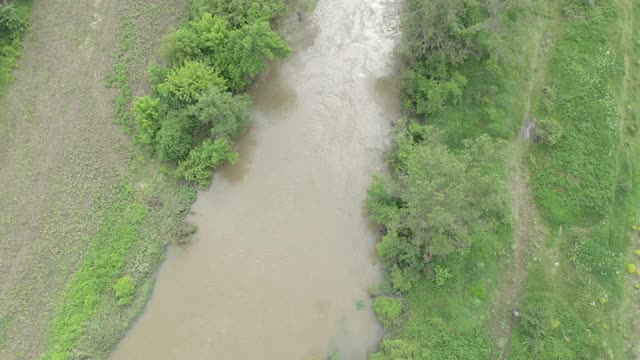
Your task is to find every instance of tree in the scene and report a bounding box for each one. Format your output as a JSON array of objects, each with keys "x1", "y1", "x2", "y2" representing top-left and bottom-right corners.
[
  {"x1": 223, "y1": 20, "x2": 290, "y2": 91},
  {"x1": 0, "y1": 4, "x2": 28, "y2": 40},
  {"x1": 400, "y1": 131, "x2": 507, "y2": 255},
  {"x1": 177, "y1": 138, "x2": 239, "y2": 185},
  {"x1": 403, "y1": 0, "x2": 515, "y2": 66},
  {"x1": 155, "y1": 114, "x2": 193, "y2": 161},
  {"x1": 157, "y1": 60, "x2": 227, "y2": 104},
  {"x1": 165, "y1": 13, "x2": 231, "y2": 65},
  {"x1": 190, "y1": 0, "x2": 284, "y2": 27},
  {"x1": 188, "y1": 86, "x2": 251, "y2": 140}
]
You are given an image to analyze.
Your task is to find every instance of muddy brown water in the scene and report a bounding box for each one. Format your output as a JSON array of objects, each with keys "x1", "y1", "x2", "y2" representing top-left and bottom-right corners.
[{"x1": 112, "y1": 0, "x2": 400, "y2": 358}]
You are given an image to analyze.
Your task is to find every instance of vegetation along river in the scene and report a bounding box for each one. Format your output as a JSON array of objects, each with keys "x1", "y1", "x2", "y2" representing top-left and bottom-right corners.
[{"x1": 112, "y1": 0, "x2": 400, "y2": 358}]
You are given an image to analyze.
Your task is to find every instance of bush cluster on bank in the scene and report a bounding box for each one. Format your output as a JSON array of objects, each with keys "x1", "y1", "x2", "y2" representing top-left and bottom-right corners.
[
  {"x1": 367, "y1": 0, "x2": 518, "y2": 357},
  {"x1": 368, "y1": 0, "x2": 640, "y2": 358},
  {"x1": 134, "y1": 0, "x2": 290, "y2": 186}
]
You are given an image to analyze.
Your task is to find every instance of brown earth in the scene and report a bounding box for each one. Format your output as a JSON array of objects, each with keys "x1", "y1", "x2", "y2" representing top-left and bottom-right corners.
[{"x1": 0, "y1": 0, "x2": 184, "y2": 357}]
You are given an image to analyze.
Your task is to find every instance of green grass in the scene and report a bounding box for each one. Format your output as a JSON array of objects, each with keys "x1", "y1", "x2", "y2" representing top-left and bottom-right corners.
[
  {"x1": 511, "y1": 1, "x2": 640, "y2": 358},
  {"x1": 41, "y1": 185, "x2": 149, "y2": 359},
  {"x1": 529, "y1": 3, "x2": 622, "y2": 225},
  {"x1": 369, "y1": 2, "x2": 547, "y2": 358},
  {"x1": 372, "y1": 226, "x2": 512, "y2": 359},
  {"x1": 368, "y1": 0, "x2": 640, "y2": 358},
  {"x1": 36, "y1": 1, "x2": 198, "y2": 358},
  {"x1": 0, "y1": 0, "x2": 33, "y2": 95}
]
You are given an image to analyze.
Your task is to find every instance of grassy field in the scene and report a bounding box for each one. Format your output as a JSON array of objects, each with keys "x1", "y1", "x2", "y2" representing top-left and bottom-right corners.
[
  {"x1": 0, "y1": 0, "x2": 191, "y2": 358},
  {"x1": 511, "y1": 0, "x2": 640, "y2": 358},
  {"x1": 368, "y1": 0, "x2": 640, "y2": 359}
]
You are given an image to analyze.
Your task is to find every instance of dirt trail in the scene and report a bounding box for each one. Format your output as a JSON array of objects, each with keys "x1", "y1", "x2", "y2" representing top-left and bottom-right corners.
[
  {"x1": 0, "y1": 1, "x2": 127, "y2": 357},
  {"x1": 489, "y1": 21, "x2": 551, "y2": 358},
  {"x1": 617, "y1": 0, "x2": 640, "y2": 357}
]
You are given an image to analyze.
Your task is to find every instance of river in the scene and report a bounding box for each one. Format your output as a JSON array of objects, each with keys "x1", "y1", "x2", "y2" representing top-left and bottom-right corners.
[{"x1": 112, "y1": 0, "x2": 400, "y2": 358}]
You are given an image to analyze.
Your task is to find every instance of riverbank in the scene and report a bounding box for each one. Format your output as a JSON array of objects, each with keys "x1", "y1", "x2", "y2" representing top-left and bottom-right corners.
[
  {"x1": 368, "y1": 0, "x2": 640, "y2": 358},
  {"x1": 36, "y1": 0, "x2": 301, "y2": 358},
  {"x1": 112, "y1": 0, "x2": 399, "y2": 358}
]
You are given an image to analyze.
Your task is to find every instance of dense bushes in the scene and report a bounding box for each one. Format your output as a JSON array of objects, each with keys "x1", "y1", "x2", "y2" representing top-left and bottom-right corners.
[
  {"x1": 371, "y1": 0, "x2": 639, "y2": 357},
  {"x1": 368, "y1": 127, "x2": 509, "y2": 290},
  {"x1": 134, "y1": 1, "x2": 289, "y2": 186},
  {"x1": 367, "y1": 0, "x2": 520, "y2": 358},
  {"x1": 0, "y1": 1, "x2": 30, "y2": 94}
]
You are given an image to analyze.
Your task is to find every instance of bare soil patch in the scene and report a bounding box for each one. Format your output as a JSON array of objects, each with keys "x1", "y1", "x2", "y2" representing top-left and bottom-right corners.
[{"x1": 0, "y1": 1, "x2": 129, "y2": 357}]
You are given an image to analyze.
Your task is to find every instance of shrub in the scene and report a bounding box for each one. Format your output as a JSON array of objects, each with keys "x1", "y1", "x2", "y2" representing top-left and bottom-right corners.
[
  {"x1": 157, "y1": 60, "x2": 227, "y2": 104},
  {"x1": 223, "y1": 19, "x2": 290, "y2": 91},
  {"x1": 372, "y1": 296, "x2": 403, "y2": 327},
  {"x1": 113, "y1": 276, "x2": 135, "y2": 305},
  {"x1": 627, "y1": 263, "x2": 636, "y2": 274},
  {"x1": 155, "y1": 115, "x2": 193, "y2": 161},
  {"x1": 434, "y1": 265, "x2": 453, "y2": 286},
  {"x1": 536, "y1": 118, "x2": 564, "y2": 145},
  {"x1": 189, "y1": 87, "x2": 251, "y2": 140},
  {"x1": 177, "y1": 138, "x2": 239, "y2": 186},
  {"x1": 134, "y1": 96, "x2": 161, "y2": 145},
  {"x1": 366, "y1": 176, "x2": 400, "y2": 226},
  {"x1": 0, "y1": 4, "x2": 28, "y2": 40}
]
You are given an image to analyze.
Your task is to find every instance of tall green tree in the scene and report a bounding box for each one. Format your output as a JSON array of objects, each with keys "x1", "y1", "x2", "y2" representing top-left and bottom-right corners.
[
  {"x1": 223, "y1": 20, "x2": 290, "y2": 91},
  {"x1": 189, "y1": 86, "x2": 251, "y2": 140},
  {"x1": 157, "y1": 60, "x2": 227, "y2": 104},
  {"x1": 400, "y1": 131, "x2": 508, "y2": 256}
]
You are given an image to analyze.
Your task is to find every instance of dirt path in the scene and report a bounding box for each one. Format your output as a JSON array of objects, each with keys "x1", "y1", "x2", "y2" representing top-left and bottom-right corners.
[
  {"x1": 0, "y1": 1, "x2": 128, "y2": 357},
  {"x1": 616, "y1": 0, "x2": 640, "y2": 357},
  {"x1": 489, "y1": 20, "x2": 551, "y2": 359}
]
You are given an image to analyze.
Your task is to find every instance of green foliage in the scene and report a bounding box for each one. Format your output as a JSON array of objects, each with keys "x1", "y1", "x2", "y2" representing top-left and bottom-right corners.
[
  {"x1": 369, "y1": 129, "x2": 509, "y2": 292},
  {"x1": 155, "y1": 114, "x2": 193, "y2": 161},
  {"x1": 177, "y1": 138, "x2": 239, "y2": 186},
  {"x1": 223, "y1": 19, "x2": 290, "y2": 90},
  {"x1": 366, "y1": 176, "x2": 400, "y2": 226},
  {"x1": 164, "y1": 13, "x2": 231, "y2": 65},
  {"x1": 367, "y1": 0, "x2": 546, "y2": 358},
  {"x1": 401, "y1": 131, "x2": 508, "y2": 256},
  {"x1": 42, "y1": 185, "x2": 149, "y2": 359},
  {"x1": 0, "y1": 4, "x2": 28, "y2": 39},
  {"x1": 113, "y1": 276, "x2": 135, "y2": 305},
  {"x1": 190, "y1": 0, "x2": 285, "y2": 26},
  {"x1": 403, "y1": 0, "x2": 489, "y2": 66},
  {"x1": 134, "y1": 96, "x2": 161, "y2": 145},
  {"x1": 372, "y1": 296, "x2": 403, "y2": 328},
  {"x1": 132, "y1": 0, "x2": 289, "y2": 185},
  {"x1": 530, "y1": 15, "x2": 620, "y2": 224},
  {"x1": 0, "y1": 2, "x2": 31, "y2": 95},
  {"x1": 511, "y1": 1, "x2": 640, "y2": 359},
  {"x1": 370, "y1": 339, "x2": 424, "y2": 360},
  {"x1": 536, "y1": 118, "x2": 564, "y2": 145},
  {"x1": 434, "y1": 265, "x2": 452, "y2": 286},
  {"x1": 189, "y1": 86, "x2": 251, "y2": 140},
  {"x1": 158, "y1": 60, "x2": 227, "y2": 104},
  {"x1": 405, "y1": 70, "x2": 468, "y2": 117},
  {"x1": 164, "y1": 11, "x2": 289, "y2": 92}
]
